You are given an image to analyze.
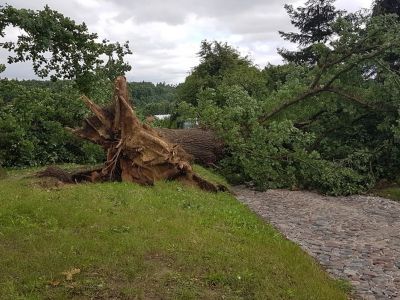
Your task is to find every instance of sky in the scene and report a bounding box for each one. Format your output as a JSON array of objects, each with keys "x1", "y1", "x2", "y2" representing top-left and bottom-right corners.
[{"x1": 1, "y1": 0, "x2": 373, "y2": 84}]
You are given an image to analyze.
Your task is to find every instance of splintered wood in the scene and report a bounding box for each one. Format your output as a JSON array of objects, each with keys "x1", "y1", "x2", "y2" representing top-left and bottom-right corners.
[{"x1": 65, "y1": 76, "x2": 225, "y2": 192}]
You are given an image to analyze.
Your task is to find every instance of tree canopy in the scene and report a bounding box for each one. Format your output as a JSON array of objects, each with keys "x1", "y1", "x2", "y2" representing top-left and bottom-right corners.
[
  {"x1": 0, "y1": 4, "x2": 131, "y2": 93},
  {"x1": 177, "y1": 40, "x2": 259, "y2": 106},
  {"x1": 278, "y1": 0, "x2": 343, "y2": 64},
  {"x1": 373, "y1": 0, "x2": 400, "y2": 16},
  {"x1": 177, "y1": 3, "x2": 400, "y2": 195}
]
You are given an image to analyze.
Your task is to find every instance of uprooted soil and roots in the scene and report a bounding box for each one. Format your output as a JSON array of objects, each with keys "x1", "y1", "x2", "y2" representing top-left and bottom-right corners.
[{"x1": 38, "y1": 76, "x2": 225, "y2": 192}]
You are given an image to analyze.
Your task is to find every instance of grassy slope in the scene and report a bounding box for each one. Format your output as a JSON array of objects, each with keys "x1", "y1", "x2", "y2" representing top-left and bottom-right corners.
[{"x1": 0, "y1": 167, "x2": 347, "y2": 300}]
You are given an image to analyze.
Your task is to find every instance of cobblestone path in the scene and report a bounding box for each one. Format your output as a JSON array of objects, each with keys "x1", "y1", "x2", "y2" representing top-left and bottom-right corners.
[{"x1": 233, "y1": 187, "x2": 400, "y2": 300}]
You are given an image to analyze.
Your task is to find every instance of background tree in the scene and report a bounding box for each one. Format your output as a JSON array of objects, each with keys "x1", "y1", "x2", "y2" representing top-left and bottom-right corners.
[
  {"x1": 372, "y1": 0, "x2": 400, "y2": 72},
  {"x1": 177, "y1": 40, "x2": 261, "y2": 106},
  {"x1": 373, "y1": 0, "x2": 400, "y2": 16},
  {"x1": 0, "y1": 4, "x2": 132, "y2": 94},
  {"x1": 278, "y1": 0, "x2": 343, "y2": 64},
  {"x1": 129, "y1": 81, "x2": 177, "y2": 117},
  {"x1": 0, "y1": 80, "x2": 104, "y2": 166}
]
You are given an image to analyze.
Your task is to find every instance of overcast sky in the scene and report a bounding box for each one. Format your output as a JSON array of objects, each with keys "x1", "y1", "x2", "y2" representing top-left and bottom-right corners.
[{"x1": 1, "y1": 0, "x2": 373, "y2": 84}]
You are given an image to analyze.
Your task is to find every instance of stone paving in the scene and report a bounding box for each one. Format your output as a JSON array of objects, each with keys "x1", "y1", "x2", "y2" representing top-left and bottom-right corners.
[{"x1": 232, "y1": 187, "x2": 400, "y2": 300}]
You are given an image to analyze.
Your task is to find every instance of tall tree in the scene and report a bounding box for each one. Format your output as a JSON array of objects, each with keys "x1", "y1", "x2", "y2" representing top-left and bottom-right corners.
[
  {"x1": 278, "y1": 0, "x2": 342, "y2": 64},
  {"x1": 0, "y1": 5, "x2": 132, "y2": 93},
  {"x1": 177, "y1": 40, "x2": 256, "y2": 106},
  {"x1": 372, "y1": 0, "x2": 400, "y2": 72},
  {"x1": 373, "y1": 0, "x2": 400, "y2": 16}
]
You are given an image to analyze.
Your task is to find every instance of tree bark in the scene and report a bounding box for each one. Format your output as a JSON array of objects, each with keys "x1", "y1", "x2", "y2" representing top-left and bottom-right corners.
[{"x1": 156, "y1": 128, "x2": 225, "y2": 166}]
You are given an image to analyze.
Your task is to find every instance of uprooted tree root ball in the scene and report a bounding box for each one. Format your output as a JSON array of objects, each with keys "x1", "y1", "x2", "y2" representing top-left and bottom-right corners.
[{"x1": 38, "y1": 76, "x2": 226, "y2": 192}]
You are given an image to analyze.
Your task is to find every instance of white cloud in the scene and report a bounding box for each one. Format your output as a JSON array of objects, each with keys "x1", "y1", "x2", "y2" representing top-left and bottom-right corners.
[{"x1": 1, "y1": 0, "x2": 373, "y2": 83}]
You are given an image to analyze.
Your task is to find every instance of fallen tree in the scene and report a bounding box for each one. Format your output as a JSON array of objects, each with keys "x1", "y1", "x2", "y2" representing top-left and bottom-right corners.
[
  {"x1": 157, "y1": 128, "x2": 225, "y2": 166},
  {"x1": 40, "y1": 76, "x2": 225, "y2": 192}
]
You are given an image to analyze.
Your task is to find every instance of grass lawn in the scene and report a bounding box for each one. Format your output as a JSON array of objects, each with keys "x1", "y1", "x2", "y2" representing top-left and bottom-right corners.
[{"x1": 0, "y1": 166, "x2": 348, "y2": 299}]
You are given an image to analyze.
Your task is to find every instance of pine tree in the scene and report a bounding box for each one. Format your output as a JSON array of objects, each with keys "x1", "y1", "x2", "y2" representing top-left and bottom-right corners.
[
  {"x1": 278, "y1": 0, "x2": 342, "y2": 64},
  {"x1": 373, "y1": 0, "x2": 400, "y2": 16}
]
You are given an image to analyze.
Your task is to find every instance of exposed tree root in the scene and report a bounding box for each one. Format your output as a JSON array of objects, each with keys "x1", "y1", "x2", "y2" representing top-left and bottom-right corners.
[{"x1": 38, "y1": 76, "x2": 226, "y2": 192}]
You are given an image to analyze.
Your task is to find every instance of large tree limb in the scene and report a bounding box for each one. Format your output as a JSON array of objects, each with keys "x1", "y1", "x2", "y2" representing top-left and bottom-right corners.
[
  {"x1": 259, "y1": 39, "x2": 394, "y2": 125},
  {"x1": 324, "y1": 87, "x2": 375, "y2": 110},
  {"x1": 258, "y1": 87, "x2": 323, "y2": 124}
]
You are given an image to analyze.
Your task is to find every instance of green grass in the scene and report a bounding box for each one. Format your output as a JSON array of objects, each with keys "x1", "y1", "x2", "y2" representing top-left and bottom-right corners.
[
  {"x1": 0, "y1": 166, "x2": 348, "y2": 299},
  {"x1": 375, "y1": 186, "x2": 400, "y2": 201}
]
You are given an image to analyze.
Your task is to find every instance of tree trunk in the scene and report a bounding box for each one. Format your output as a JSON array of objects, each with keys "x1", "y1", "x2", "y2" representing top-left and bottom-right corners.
[
  {"x1": 54, "y1": 76, "x2": 225, "y2": 192},
  {"x1": 156, "y1": 128, "x2": 224, "y2": 166}
]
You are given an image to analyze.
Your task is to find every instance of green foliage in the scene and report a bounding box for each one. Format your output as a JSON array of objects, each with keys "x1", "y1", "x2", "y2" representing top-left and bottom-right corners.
[
  {"x1": 0, "y1": 167, "x2": 6, "y2": 179},
  {"x1": 189, "y1": 85, "x2": 369, "y2": 195},
  {"x1": 0, "y1": 4, "x2": 131, "y2": 93},
  {"x1": 129, "y1": 81, "x2": 176, "y2": 116},
  {"x1": 177, "y1": 40, "x2": 260, "y2": 106},
  {"x1": 279, "y1": 0, "x2": 343, "y2": 64},
  {"x1": 0, "y1": 78, "x2": 177, "y2": 167},
  {"x1": 280, "y1": 0, "x2": 341, "y2": 45},
  {"x1": 176, "y1": 10, "x2": 400, "y2": 195},
  {"x1": 376, "y1": 186, "x2": 400, "y2": 201},
  {"x1": 0, "y1": 80, "x2": 104, "y2": 167},
  {"x1": 373, "y1": 0, "x2": 400, "y2": 16},
  {"x1": 0, "y1": 5, "x2": 178, "y2": 167},
  {"x1": 372, "y1": 0, "x2": 400, "y2": 73}
]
